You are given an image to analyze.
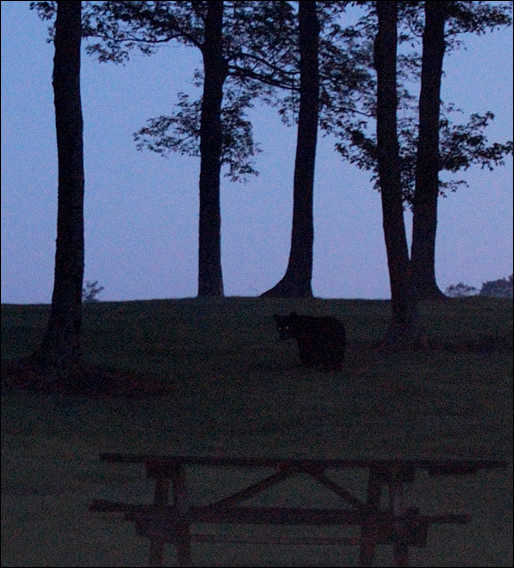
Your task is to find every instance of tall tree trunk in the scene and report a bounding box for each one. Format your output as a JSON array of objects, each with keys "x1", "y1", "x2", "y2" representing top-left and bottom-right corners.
[
  {"x1": 198, "y1": 1, "x2": 227, "y2": 297},
  {"x1": 375, "y1": 1, "x2": 424, "y2": 348},
  {"x1": 410, "y1": 1, "x2": 447, "y2": 301},
  {"x1": 261, "y1": 0, "x2": 320, "y2": 298},
  {"x1": 36, "y1": 1, "x2": 85, "y2": 381}
]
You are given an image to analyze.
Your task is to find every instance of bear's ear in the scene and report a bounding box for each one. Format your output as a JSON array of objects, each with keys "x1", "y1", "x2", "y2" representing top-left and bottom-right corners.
[
  {"x1": 290, "y1": 312, "x2": 298, "y2": 317},
  {"x1": 273, "y1": 314, "x2": 281, "y2": 322}
]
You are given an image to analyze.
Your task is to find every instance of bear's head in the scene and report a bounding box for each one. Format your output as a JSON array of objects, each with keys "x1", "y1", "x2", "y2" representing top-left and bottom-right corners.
[{"x1": 273, "y1": 312, "x2": 300, "y2": 340}]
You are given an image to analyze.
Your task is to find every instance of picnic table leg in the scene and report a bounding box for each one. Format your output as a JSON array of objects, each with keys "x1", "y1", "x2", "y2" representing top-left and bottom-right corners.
[
  {"x1": 171, "y1": 463, "x2": 193, "y2": 567},
  {"x1": 149, "y1": 477, "x2": 170, "y2": 567},
  {"x1": 393, "y1": 542, "x2": 409, "y2": 567},
  {"x1": 389, "y1": 468, "x2": 409, "y2": 567},
  {"x1": 359, "y1": 465, "x2": 383, "y2": 567},
  {"x1": 149, "y1": 540, "x2": 165, "y2": 568},
  {"x1": 174, "y1": 524, "x2": 193, "y2": 567}
]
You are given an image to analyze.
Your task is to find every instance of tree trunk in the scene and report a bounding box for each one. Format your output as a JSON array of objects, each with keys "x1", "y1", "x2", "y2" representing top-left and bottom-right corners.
[
  {"x1": 410, "y1": 1, "x2": 447, "y2": 301},
  {"x1": 36, "y1": 1, "x2": 85, "y2": 381},
  {"x1": 198, "y1": 1, "x2": 227, "y2": 297},
  {"x1": 375, "y1": 1, "x2": 424, "y2": 348},
  {"x1": 261, "y1": 0, "x2": 319, "y2": 298}
]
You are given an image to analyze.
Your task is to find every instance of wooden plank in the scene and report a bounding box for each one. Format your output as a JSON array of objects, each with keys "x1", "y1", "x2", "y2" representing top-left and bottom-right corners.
[
  {"x1": 393, "y1": 542, "x2": 409, "y2": 567},
  {"x1": 198, "y1": 506, "x2": 369, "y2": 525},
  {"x1": 427, "y1": 463, "x2": 496, "y2": 476},
  {"x1": 136, "y1": 506, "x2": 366, "y2": 527},
  {"x1": 359, "y1": 464, "x2": 384, "y2": 566},
  {"x1": 170, "y1": 462, "x2": 192, "y2": 567},
  {"x1": 303, "y1": 467, "x2": 367, "y2": 511},
  {"x1": 148, "y1": 476, "x2": 170, "y2": 567},
  {"x1": 134, "y1": 509, "x2": 464, "y2": 546},
  {"x1": 190, "y1": 534, "x2": 363, "y2": 546},
  {"x1": 91, "y1": 501, "x2": 470, "y2": 528},
  {"x1": 204, "y1": 467, "x2": 298, "y2": 509},
  {"x1": 99, "y1": 453, "x2": 508, "y2": 473},
  {"x1": 423, "y1": 514, "x2": 471, "y2": 524}
]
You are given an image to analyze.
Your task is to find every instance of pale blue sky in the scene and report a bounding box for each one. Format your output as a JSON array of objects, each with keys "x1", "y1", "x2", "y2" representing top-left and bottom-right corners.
[{"x1": 1, "y1": 1, "x2": 512, "y2": 303}]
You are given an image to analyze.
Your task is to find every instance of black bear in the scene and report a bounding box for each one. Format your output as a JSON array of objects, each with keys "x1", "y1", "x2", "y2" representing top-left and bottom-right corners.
[{"x1": 273, "y1": 312, "x2": 346, "y2": 371}]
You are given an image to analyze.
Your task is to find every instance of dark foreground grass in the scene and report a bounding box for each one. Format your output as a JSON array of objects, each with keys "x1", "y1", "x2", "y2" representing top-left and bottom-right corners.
[{"x1": 1, "y1": 297, "x2": 512, "y2": 566}]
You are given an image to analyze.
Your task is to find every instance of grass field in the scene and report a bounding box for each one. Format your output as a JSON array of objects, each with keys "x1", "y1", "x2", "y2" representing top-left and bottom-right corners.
[{"x1": 1, "y1": 297, "x2": 512, "y2": 567}]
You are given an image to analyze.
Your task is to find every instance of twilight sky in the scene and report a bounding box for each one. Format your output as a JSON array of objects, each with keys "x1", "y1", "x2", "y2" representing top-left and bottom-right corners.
[{"x1": 1, "y1": 1, "x2": 512, "y2": 304}]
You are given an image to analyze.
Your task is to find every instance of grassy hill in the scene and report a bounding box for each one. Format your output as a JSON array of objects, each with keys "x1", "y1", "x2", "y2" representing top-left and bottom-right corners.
[{"x1": 1, "y1": 297, "x2": 512, "y2": 566}]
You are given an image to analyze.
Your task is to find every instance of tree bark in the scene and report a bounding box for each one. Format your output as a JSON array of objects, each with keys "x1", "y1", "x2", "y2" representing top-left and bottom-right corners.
[
  {"x1": 410, "y1": 1, "x2": 448, "y2": 301},
  {"x1": 261, "y1": 0, "x2": 319, "y2": 298},
  {"x1": 198, "y1": 1, "x2": 227, "y2": 297},
  {"x1": 36, "y1": 0, "x2": 85, "y2": 381},
  {"x1": 375, "y1": 1, "x2": 424, "y2": 348}
]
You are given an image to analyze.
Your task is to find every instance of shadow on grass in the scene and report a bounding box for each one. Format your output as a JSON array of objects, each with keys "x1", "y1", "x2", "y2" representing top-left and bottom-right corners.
[{"x1": 1, "y1": 357, "x2": 175, "y2": 399}]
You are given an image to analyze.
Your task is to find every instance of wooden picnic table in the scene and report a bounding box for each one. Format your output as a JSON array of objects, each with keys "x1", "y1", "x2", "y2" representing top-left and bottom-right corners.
[{"x1": 89, "y1": 454, "x2": 507, "y2": 567}]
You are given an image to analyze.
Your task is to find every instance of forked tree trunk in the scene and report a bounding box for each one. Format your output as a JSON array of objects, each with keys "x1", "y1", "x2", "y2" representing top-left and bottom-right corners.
[
  {"x1": 410, "y1": 1, "x2": 448, "y2": 301},
  {"x1": 261, "y1": 0, "x2": 320, "y2": 298},
  {"x1": 375, "y1": 1, "x2": 424, "y2": 348},
  {"x1": 36, "y1": 1, "x2": 85, "y2": 381}
]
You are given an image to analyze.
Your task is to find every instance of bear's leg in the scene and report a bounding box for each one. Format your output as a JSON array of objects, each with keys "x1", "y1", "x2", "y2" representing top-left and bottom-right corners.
[{"x1": 296, "y1": 338, "x2": 317, "y2": 367}]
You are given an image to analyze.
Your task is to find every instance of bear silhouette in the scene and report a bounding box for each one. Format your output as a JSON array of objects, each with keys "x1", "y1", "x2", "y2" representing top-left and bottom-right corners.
[{"x1": 273, "y1": 312, "x2": 346, "y2": 371}]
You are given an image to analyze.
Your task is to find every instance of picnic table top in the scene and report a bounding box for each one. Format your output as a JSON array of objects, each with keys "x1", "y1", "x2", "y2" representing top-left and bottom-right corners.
[{"x1": 99, "y1": 452, "x2": 508, "y2": 474}]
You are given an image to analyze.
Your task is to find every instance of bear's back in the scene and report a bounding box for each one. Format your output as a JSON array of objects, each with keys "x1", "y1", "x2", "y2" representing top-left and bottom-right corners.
[
  {"x1": 274, "y1": 312, "x2": 346, "y2": 370},
  {"x1": 291, "y1": 314, "x2": 345, "y2": 340}
]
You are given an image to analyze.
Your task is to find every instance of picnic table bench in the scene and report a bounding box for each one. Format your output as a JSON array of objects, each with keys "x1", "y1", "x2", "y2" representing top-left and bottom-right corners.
[{"x1": 89, "y1": 453, "x2": 507, "y2": 567}]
